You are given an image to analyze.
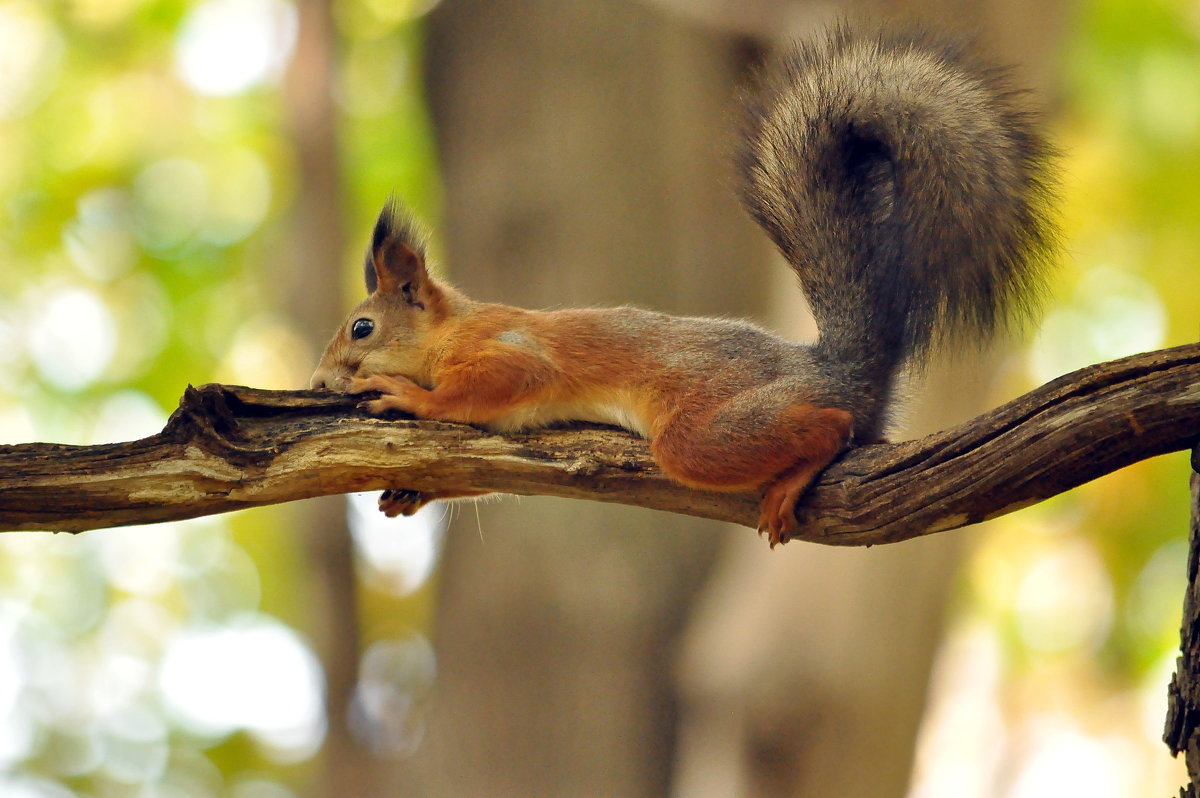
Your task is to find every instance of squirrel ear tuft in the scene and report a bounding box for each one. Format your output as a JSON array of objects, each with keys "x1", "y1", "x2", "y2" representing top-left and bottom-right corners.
[{"x1": 363, "y1": 198, "x2": 431, "y2": 298}]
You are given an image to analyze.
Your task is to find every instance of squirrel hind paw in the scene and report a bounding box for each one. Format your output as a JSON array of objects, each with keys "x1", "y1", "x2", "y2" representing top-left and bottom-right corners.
[
  {"x1": 758, "y1": 463, "x2": 827, "y2": 547},
  {"x1": 757, "y1": 498, "x2": 799, "y2": 549},
  {"x1": 379, "y1": 489, "x2": 425, "y2": 517}
]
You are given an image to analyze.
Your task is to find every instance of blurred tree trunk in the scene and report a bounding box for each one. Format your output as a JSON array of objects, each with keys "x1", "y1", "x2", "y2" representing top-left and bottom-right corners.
[
  {"x1": 669, "y1": 3, "x2": 1070, "y2": 798},
  {"x1": 416, "y1": 1, "x2": 1069, "y2": 797},
  {"x1": 416, "y1": 1, "x2": 768, "y2": 795},
  {"x1": 281, "y1": 1, "x2": 396, "y2": 795}
]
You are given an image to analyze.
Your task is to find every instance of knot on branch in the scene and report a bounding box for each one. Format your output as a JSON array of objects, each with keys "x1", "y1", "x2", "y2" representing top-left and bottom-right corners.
[
  {"x1": 161, "y1": 384, "x2": 370, "y2": 468},
  {"x1": 163, "y1": 384, "x2": 264, "y2": 466},
  {"x1": 170, "y1": 383, "x2": 240, "y2": 437}
]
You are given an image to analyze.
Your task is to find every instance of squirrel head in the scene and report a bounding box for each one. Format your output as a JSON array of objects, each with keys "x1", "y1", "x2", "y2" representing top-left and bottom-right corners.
[{"x1": 309, "y1": 201, "x2": 454, "y2": 392}]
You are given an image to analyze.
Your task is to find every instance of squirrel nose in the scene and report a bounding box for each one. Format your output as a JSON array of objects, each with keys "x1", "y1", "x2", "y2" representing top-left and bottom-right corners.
[{"x1": 309, "y1": 369, "x2": 329, "y2": 391}]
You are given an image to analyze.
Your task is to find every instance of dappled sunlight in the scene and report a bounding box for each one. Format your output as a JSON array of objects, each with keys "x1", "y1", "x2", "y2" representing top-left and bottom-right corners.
[
  {"x1": 909, "y1": 3, "x2": 1200, "y2": 789},
  {"x1": 90, "y1": 389, "x2": 168, "y2": 444},
  {"x1": 337, "y1": 36, "x2": 415, "y2": 117},
  {"x1": 908, "y1": 624, "x2": 1005, "y2": 798},
  {"x1": 335, "y1": 0, "x2": 444, "y2": 40},
  {"x1": 1029, "y1": 264, "x2": 1166, "y2": 384},
  {"x1": 0, "y1": 602, "x2": 36, "y2": 767},
  {"x1": 175, "y1": 0, "x2": 296, "y2": 97},
  {"x1": 350, "y1": 634, "x2": 436, "y2": 756},
  {"x1": 911, "y1": 495, "x2": 1191, "y2": 796},
  {"x1": 69, "y1": 0, "x2": 152, "y2": 29},
  {"x1": 201, "y1": 148, "x2": 274, "y2": 246},
  {"x1": 348, "y1": 491, "x2": 442, "y2": 597},
  {"x1": 0, "y1": 402, "x2": 36, "y2": 444},
  {"x1": 230, "y1": 778, "x2": 300, "y2": 798},
  {"x1": 104, "y1": 273, "x2": 172, "y2": 384},
  {"x1": 158, "y1": 615, "x2": 326, "y2": 760},
  {"x1": 0, "y1": 2, "x2": 63, "y2": 120},
  {"x1": 1127, "y1": 539, "x2": 1189, "y2": 650},
  {"x1": 1133, "y1": 51, "x2": 1200, "y2": 145},
  {"x1": 1007, "y1": 718, "x2": 1141, "y2": 798},
  {"x1": 64, "y1": 188, "x2": 137, "y2": 282},
  {"x1": 71, "y1": 73, "x2": 186, "y2": 172},
  {"x1": 0, "y1": 0, "x2": 443, "y2": 793},
  {"x1": 0, "y1": 774, "x2": 76, "y2": 798},
  {"x1": 216, "y1": 316, "x2": 314, "y2": 389},
  {"x1": 97, "y1": 528, "x2": 181, "y2": 597},
  {"x1": 92, "y1": 703, "x2": 170, "y2": 784},
  {"x1": 1013, "y1": 537, "x2": 1113, "y2": 654},
  {"x1": 912, "y1": 611, "x2": 1188, "y2": 797},
  {"x1": 27, "y1": 287, "x2": 117, "y2": 391},
  {"x1": 133, "y1": 159, "x2": 210, "y2": 252},
  {"x1": 125, "y1": 150, "x2": 274, "y2": 252},
  {"x1": 0, "y1": 513, "x2": 329, "y2": 788}
]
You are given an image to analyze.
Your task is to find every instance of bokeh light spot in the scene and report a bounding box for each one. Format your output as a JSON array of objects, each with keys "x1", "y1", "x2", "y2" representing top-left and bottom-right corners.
[
  {"x1": 64, "y1": 188, "x2": 137, "y2": 282},
  {"x1": 0, "y1": 3, "x2": 63, "y2": 120},
  {"x1": 348, "y1": 491, "x2": 441, "y2": 597},
  {"x1": 158, "y1": 614, "x2": 325, "y2": 759},
  {"x1": 133, "y1": 158, "x2": 208, "y2": 252},
  {"x1": 28, "y1": 288, "x2": 117, "y2": 391},
  {"x1": 91, "y1": 389, "x2": 167, "y2": 445},
  {"x1": 175, "y1": 0, "x2": 297, "y2": 97},
  {"x1": 1014, "y1": 538, "x2": 1113, "y2": 654},
  {"x1": 351, "y1": 634, "x2": 436, "y2": 756}
]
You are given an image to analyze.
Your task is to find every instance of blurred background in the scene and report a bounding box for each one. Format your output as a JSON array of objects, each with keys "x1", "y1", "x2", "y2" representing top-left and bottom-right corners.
[{"x1": 0, "y1": 0, "x2": 1197, "y2": 796}]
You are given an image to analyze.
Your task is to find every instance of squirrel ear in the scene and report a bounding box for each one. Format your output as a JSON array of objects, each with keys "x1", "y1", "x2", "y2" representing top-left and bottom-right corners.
[
  {"x1": 363, "y1": 250, "x2": 378, "y2": 294},
  {"x1": 372, "y1": 240, "x2": 429, "y2": 309},
  {"x1": 363, "y1": 199, "x2": 435, "y2": 309}
]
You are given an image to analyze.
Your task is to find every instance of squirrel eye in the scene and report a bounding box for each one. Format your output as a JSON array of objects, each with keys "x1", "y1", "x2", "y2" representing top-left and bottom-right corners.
[{"x1": 351, "y1": 318, "x2": 374, "y2": 340}]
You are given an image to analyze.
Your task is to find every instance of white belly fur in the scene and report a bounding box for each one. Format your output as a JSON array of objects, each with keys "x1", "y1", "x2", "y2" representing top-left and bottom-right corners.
[{"x1": 488, "y1": 396, "x2": 651, "y2": 438}]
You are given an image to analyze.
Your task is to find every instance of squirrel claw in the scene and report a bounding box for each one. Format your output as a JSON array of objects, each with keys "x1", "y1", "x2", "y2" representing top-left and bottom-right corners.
[
  {"x1": 755, "y1": 516, "x2": 788, "y2": 549},
  {"x1": 359, "y1": 398, "x2": 389, "y2": 416},
  {"x1": 379, "y1": 488, "x2": 425, "y2": 517},
  {"x1": 758, "y1": 467, "x2": 817, "y2": 549},
  {"x1": 350, "y1": 374, "x2": 421, "y2": 417}
]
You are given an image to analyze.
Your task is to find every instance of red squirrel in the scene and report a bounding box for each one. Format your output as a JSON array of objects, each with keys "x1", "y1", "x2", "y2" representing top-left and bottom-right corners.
[{"x1": 309, "y1": 25, "x2": 1057, "y2": 546}]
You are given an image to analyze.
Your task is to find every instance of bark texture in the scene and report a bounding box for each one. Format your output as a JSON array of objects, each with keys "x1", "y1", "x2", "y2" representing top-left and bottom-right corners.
[{"x1": 1165, "y1": 444, "x2": 1200, "y2": 797}]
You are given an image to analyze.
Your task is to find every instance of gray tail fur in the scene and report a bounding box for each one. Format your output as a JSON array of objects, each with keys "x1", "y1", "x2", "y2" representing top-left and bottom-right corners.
[{"x1": 736, "y1": 24, "x2": 1058, "y2": 437}]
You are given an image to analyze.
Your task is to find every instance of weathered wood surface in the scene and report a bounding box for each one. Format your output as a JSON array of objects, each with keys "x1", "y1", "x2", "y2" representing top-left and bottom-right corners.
[
  {"x1": 1165, "y1": 444, "x2": 1200, "y2": 795},
  {"x1": 1, "y1": 342, "x2": 1198, "y2": 544}
]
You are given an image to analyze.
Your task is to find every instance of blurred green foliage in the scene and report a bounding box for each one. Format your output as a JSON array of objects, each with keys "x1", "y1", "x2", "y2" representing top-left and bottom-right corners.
[
  {"x1": 0, "y1": 0, "x2": 440, "y2": 795},
  {"x1": 925, "y1": 0, "x2": 1199, "y2": 790},
  {"x1": 982, "y1": 0, "x2": 1200, "y2": 679}
]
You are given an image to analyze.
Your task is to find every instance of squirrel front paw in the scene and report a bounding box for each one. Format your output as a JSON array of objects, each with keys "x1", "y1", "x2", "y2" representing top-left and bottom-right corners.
[{"x1": 349, "y1": 374, "x2": 422, "y2": 416}]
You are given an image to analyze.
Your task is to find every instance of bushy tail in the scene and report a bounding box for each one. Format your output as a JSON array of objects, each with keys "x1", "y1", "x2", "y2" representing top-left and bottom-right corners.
[{"x1": 736, "y1": 24, "x2": 1057, "y2": 434}]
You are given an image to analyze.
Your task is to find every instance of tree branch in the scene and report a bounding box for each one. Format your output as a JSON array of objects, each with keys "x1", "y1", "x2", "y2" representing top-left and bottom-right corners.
[{"x1": 1, "y1": 342, "x2": 1197, "y2": 544}]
